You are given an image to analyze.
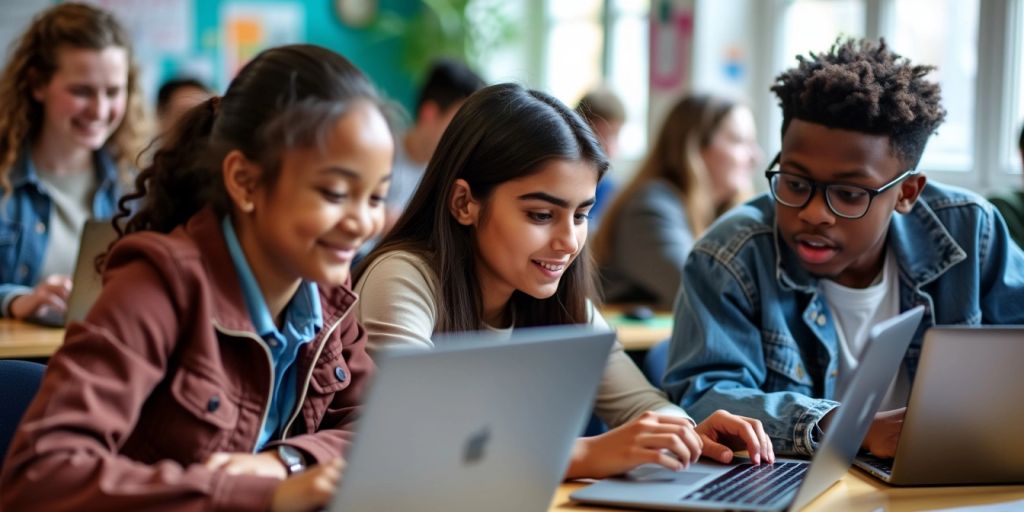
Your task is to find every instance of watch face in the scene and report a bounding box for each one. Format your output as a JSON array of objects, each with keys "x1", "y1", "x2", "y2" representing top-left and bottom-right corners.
[{"x1": 278, "y1": 445, "x2": 305, "y2": 473}]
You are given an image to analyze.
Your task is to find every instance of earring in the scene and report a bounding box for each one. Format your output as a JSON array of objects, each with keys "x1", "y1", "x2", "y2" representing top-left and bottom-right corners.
[{"x1": 241, "y1": 202, "x2": 254, "y2": 213}]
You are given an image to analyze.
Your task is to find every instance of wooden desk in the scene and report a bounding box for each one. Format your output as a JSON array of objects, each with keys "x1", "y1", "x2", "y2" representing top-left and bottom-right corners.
[
  {"x1": 600, "y1": 306, "x2": 673, "y2": 351},
  {"x1": 0, "y1": 319, "x2": 64, "y2": 359},
  {"x1": 550, "y1": 468, "x2": 1024, "y2": 511}
]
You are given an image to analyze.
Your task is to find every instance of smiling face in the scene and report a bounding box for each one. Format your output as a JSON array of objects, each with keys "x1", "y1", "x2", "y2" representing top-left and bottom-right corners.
[
  {"x1": 240, "y1": 101, "x2": 394, "y2": 291},
  {"x1": 32, "y1": 46, "x2": 128, "y2": 152},
  {"x1": 775, "y1": 119, "x2": 925, "y2": 288},
  {"x1": 455, "y1": 159, "x2": 598, "y2": 320}
]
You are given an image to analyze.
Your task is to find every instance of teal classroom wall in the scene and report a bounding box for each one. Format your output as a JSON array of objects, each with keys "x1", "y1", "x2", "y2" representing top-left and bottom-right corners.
[{"x1": 164, "y1": 0, "x2": 419, "y2": 112}]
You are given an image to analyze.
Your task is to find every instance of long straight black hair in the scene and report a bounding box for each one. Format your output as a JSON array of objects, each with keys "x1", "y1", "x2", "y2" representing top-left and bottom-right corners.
[{"x1": 357, "y1": 83, "x2": 609, "y2": 333}]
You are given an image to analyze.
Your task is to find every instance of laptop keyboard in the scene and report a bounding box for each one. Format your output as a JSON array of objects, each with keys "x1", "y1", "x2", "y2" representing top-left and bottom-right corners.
[
  {"x1": 683, "y1": 462, "x2": 808, "y2": 506},
  {"x1": 857, "y1": 453, "x2": 894, "y2": 475}
]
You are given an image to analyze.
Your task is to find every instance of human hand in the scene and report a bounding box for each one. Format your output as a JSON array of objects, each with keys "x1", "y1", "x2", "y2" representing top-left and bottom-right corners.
[
  {"x1": 695, "y1": 409, "x2": 775, "y2": 465},
  {"x1": 8, "y1": 274, "x2": 71, "y2": 320},
  {"x1": 565, "y1": 411, "x2": 702, "y2": 479},
  {"x1": 862, "y1": 408, "x2": 905, "y2": 458},
  {"x1": 271, "y1": 458, "x2": 344, "y2": 512},
  {"x1": 203, "y1": 451, "x2": 287, "y2": 480}
]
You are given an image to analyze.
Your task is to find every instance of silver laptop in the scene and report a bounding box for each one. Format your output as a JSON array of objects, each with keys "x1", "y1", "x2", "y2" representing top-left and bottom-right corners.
[
  {"x1": 854, "y1": 326, "x2": 1024, "y2": 486},
  {"x1": 30, "y1": 219, "x2": 117, "y2": 327},
  {"x1": 570, "y1": 305, "x2": 925, "y2": 511},
  {"x1": 328, "y1": 326, "x2": 615, "y2": 512}
]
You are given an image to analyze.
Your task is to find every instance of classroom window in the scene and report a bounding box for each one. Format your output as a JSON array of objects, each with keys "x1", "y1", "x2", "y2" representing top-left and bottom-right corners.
[
  {"x1": 605, "y1": 0, "x2": 650, "y2": 160},
  {"x1": 888, "y1": 0, "x2": 979, "y2": 173},
  {"x1": 780, "y1": 0, "x2": 865, "y2": 70},
  {"x1": 545, "y1": 0, "x2": 605, "y2": 109}
]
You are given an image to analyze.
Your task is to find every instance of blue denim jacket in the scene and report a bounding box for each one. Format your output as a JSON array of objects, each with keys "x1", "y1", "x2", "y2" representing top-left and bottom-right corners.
[
  {"x1": 0, "y1": 147, "x2": 120, "y2": 315},
  {"x1": 663, "y1": 182, "x2": 1024, "y2": 456}
]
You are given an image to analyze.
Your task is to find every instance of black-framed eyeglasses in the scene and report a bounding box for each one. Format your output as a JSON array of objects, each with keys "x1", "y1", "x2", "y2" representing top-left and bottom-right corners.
[{"x1": 764, "y1": 153, "x2": 918, "y2": 219}]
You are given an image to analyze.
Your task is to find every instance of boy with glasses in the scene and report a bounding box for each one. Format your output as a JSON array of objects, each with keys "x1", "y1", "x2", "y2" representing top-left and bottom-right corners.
[{"x1": 663, "y1": 38, "x2": 1024, "y2": 459}]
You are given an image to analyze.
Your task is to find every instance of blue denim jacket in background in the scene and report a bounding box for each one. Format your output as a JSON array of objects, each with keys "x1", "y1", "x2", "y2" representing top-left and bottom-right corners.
[
  {"x1": 663, "y1": 182, "x2": 1024, "y2": 456},
  {"x1": 0, "y1": 147, "x2": 120, "y2": 316}
]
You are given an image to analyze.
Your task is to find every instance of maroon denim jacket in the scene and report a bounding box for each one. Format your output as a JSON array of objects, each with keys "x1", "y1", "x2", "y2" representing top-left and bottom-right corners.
[{"x1": 1, "y1": 208, "x2": 375, "y2": 511}]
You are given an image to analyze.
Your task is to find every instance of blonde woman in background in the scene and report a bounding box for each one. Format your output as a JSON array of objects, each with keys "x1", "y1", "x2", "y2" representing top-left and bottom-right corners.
[
  {"x1": 594, "y1": 94, "x2": 761, "y2": 309},
  {"x1": 0, "y1": 2, "x2": 145, "y2": 322}
]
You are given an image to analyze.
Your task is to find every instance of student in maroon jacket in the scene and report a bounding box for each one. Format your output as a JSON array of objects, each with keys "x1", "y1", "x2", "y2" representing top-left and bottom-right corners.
[{"x1": 1, "y1": 44, "x2": 393, "y2": 511}]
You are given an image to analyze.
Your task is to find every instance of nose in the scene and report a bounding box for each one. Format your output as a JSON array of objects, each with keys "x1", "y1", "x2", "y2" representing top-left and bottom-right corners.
[
  {"x1": 551, "y1": 217, "x2": 582, "y2": 254},
  {"x1": 341, "y1": 199, "x2": 376, "y2": 241},
  {"x1": 84, "y1": 92, "x2": 106, "y2": 120},
  {"x1": 796, "y1": 186, "x2": 836, "y2": 226}
]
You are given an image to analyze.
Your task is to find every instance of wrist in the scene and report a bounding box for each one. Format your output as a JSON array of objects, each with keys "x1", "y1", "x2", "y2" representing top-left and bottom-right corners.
[
  {"x1": 273, "y1": 445, "x2": 307, "y2": 475},
  {"x1": 564, "y1": 437, "x2": 594, "y2": 480}
]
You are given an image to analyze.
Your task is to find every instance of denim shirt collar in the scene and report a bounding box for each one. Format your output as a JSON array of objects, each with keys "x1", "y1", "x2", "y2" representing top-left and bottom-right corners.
[
  {"x1": 773, "y1": 198, "x2": 968, "y2": 294},
  {"x1": 10, "y1": 145, "x2": 119, "y2": 192},
  {"x1": 220, "y1": 215, "x2": 323, "y2": 343}
]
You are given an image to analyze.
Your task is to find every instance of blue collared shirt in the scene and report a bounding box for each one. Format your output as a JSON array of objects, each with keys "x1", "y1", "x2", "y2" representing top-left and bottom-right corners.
[
  {"x1": 221, "y1": 216, "x2": 323, "y2": 450},
  {"x1": 663, "y1": 182, "x2": 1024, "y2": 456}
]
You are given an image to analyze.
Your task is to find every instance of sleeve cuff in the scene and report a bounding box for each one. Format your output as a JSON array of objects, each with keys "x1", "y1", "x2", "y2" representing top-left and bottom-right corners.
[
  {"x1": 1, "y1": 287, "x2": 32, "y2": 317},
  {"x1": 795, "y1": 399, "x2": 840, "y2": 456},
  {"x1": 654, "y1": 404, "x2": 697, "y2": 427}
]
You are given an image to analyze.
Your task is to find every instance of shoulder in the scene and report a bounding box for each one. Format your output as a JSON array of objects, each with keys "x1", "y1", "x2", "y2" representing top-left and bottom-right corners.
[
  {"x1": 624, "y1": 179, "x2": 684, "y2": 212},
  {"x1": 355, "y1": 250, "x2": 437, "y2": 296},
  {"x1": 913, "y1": 181, "x2": 1001, "y2": 228},
  {"x1": 106, "y1": 228, "x2": 201, "y2": 274},
  {"x1": 691, "y1": 194, "x2": 776, "y2": 261}
]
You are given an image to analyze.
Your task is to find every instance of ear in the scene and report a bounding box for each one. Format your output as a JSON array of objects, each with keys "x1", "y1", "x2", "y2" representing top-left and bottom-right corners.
[
  {"x1": 29, "y1": 69, "x2": 47, "y2": 103},
  {"x1": 222, "y1": 150, "x2": 261, "y2": 214},
  {"x1": 895, "y1": 173, "x2": 927, "y2": 214},
  {"x1": 448, "y1": 178, "x2": 480, "y2": 226}
]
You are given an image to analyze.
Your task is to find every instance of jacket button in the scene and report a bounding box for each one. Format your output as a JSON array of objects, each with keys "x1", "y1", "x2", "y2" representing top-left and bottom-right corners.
[
  {"x1": 35, "y1": 221, "x2": 45, "y2": 234},
  {"x1": 334, "y1": 367, "x2": 347, "y2": 382},
  {"x1": 207, "y1": 395, "x2": 220, "y2": 412},
  {"x1": 18, "y1": 265, "x2": 28, "y2": 278},
  {"x1": 816, "y1": 314, "x2": 827, "y2": 326}
]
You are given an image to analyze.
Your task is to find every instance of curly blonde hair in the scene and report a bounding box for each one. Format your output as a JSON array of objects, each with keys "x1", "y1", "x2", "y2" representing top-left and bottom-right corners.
[{"x1": 0, "y1": 2, "x2": 145, "y2": 196}]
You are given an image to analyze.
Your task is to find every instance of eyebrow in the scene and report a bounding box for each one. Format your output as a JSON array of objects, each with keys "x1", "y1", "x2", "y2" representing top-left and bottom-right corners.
[
  {"x1": 517, "y1": 192, "x2": 596, "y2": 208},
  {"x1": 781, "y1": 160, "x2": 870, "y2": 180},
  {"x1": 318, "y1": 166, "x2": 392, "y2": 182}
]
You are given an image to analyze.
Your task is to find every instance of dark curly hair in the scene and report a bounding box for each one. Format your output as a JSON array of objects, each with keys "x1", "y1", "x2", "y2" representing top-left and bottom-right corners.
[{"x1": 771, "y1": 38, "x2": 946, "y2": 169}]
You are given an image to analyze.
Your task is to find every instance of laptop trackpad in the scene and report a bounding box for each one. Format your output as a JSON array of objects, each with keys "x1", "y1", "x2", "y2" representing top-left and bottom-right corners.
[{"x1": 626, "y1": 464, "x2": 713, "y2": 484}]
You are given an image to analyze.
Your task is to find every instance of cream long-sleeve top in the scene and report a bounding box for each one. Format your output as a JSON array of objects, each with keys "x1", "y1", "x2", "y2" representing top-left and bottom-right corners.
[{"x1": 354, "y1": 250, "x2": 692, "y2": 429}]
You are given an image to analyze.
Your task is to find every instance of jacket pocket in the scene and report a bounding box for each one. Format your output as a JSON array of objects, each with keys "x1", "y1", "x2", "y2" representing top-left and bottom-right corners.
[
  {"x1": 167, "y1": 366, "x2": 240, "y2": 453},
  {"x1": 762, "y1": 335, "x2": 815, "y2": 391}
]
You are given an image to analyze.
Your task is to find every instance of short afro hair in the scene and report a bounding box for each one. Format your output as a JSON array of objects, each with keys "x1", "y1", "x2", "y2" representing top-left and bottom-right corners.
[{"x1": 771, "y1": 38, "x2": 946, "y2": 169}]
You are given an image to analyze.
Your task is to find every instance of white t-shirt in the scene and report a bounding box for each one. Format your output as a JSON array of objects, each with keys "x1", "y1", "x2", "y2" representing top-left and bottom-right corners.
[{"x1": 821, "y1": 250, "x2": 909, "y2": 411}]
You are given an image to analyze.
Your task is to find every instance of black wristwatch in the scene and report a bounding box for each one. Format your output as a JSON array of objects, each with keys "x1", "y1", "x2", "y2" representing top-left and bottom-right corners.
[{"x1": 276, "y1": 445, "x2": 307, "y2": 475}]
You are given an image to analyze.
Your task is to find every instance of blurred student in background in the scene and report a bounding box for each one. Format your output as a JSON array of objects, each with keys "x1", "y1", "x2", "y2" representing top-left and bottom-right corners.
[
  {"x1": 576, "y1": 87, "x2": 626, "y2": 227},
  {"x1": 156, "y1": 77, "x2": 212, "y2": 135},
  {"x1": 386, "y1": 58, "x2": 484, "y2": 231},
  {"x1": 0, "y1": 2, "x2": 144, "y2": 322},
  {"x1": 989, "y1": 122, "x2": 1024, "y2": 246},
  {"x1": 594, "y1": 94, "x2": 761, "y2": 309}
]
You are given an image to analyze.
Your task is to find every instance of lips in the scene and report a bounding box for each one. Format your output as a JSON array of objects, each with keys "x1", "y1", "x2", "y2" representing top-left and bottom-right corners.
[
  {"x1": 532, "y1": 259, "x2": 568, "y2": 278},
  {"x1": 318, "y1": 240, "x2": 358, "y2": 263},
  {"x1": 793, "y1": 233, "x2": 839, "y2": 265}
]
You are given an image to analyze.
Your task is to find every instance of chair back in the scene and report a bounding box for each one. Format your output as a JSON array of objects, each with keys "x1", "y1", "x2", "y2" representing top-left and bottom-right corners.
[{"x1": 0, "y1": 360, "x2": 46, "y2": 467}]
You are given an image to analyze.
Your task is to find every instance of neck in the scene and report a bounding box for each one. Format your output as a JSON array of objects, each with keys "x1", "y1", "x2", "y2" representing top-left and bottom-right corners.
[
  {"x1": 403, "y1": 128, "x2": 433, "y2": 164},
  {"x1": 31, "y1": 132, "x2": 93, "y2": 175},
  {"x1": 474, "y1": 260, "x2": 514, "y2": 328},
  {"x1": 233, "y1": 215, "x2": 302, "y2": 327}
]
